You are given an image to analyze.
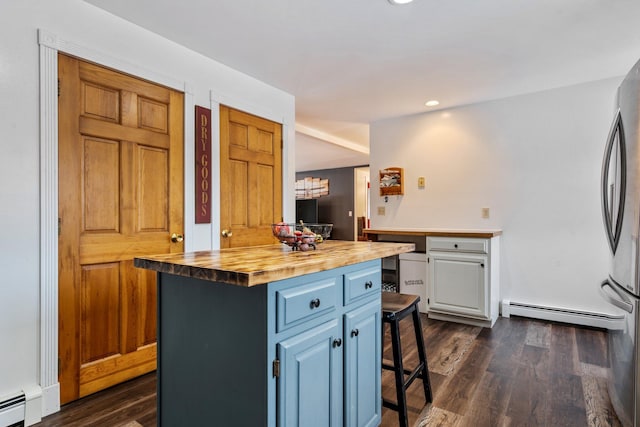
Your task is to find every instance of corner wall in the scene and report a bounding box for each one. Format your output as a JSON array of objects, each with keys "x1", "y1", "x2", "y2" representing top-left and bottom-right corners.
[{"x1": 370, "y1": 77, "x2": 621, "y2": 315}]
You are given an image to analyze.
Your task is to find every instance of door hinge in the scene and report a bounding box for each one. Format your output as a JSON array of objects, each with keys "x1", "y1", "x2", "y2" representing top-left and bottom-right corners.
[
  {"x1": 58, "y1": 79, "x2": 61, "y2": 97},
  {"x1": 273, "y1": 359, "x2": 280, "y2": 378},
  {"x1": 58, "y1": 217, "x2": 61, "y2": 236},
  {"x1": 58, "y1": 357, "x2": 61, "y2": 373}
]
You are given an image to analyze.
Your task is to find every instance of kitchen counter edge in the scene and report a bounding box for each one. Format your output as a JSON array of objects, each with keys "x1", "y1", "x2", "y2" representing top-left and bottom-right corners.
[
  {"x1": 134, "y1": 240, "x2": 415, "y2": 287},
  {"x1": 363, "y1": 228, "x2": 502, "y2": 238}
]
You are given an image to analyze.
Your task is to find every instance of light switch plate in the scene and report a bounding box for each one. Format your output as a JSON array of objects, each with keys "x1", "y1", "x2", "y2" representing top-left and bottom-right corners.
[
  {"x1": 378, "y1": 206, "x2": 385, "y2": 216},
  {"x1": 418, "y1": 177, "x2": 425, "y2": 188},
  {"x1": 481, "y1": 207, "x2": 490, "y2": 219}
]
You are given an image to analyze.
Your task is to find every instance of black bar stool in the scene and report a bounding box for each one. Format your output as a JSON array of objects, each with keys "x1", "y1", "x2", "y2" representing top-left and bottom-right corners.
[{"x1": 381, "y1": 292, "x2": 433, "y2": 427}]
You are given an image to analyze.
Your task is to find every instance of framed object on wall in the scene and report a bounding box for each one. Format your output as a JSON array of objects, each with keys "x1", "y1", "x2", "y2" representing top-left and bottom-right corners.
[{"x1": 379, "y1": 167, "x2": 404, "y2": 196}]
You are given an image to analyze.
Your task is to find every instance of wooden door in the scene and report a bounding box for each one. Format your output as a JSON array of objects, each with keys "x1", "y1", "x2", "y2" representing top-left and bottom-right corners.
[
  {"x1": 58, "y1": 54, "x2": 184, "y2": 403},
  {"x1": 219, "y1": 105, "x2": 282, "y2": 248}
]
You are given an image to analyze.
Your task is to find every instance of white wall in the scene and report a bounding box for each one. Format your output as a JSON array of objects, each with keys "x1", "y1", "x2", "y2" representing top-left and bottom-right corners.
[
  {"x1": 370, "y1": 77, "x2": 622, "y2": 315},
  {"x1": 0, "y1": 0, "x2": 295, "y2": 414}
]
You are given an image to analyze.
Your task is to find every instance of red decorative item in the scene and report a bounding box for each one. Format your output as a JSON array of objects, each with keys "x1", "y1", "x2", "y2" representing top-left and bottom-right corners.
[{"x1": 195, "y1": 106, "x2": 211, "y2": 223}]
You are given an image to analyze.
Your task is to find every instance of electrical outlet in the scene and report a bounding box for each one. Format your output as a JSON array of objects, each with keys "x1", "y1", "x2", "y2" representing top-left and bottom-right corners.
[
  {"x1": 348, "y1": 210, "x2": 353, "y2": 217},
  {"x1": 378, "y1": 206, "x2": 385, "y2": 216},
  {"x1": 481, "y1": 207, "x2": 490, "y2": 219}
]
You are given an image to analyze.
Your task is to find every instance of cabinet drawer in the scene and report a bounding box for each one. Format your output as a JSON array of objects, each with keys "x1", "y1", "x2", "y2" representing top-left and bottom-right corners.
[
  {"x1": 428, "y1": 237, "x2": 487, "y2": 253},
  {"x1": 345, "y1": 267, "x2": 381, "y2": 305},
  {"x1": 276, "y1": 277, "x2": 339, "y2": 332}
]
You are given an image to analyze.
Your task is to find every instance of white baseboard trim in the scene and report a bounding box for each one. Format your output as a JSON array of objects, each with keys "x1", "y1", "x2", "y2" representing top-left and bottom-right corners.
[
  {"x1": 41, "y1": 383, "x2": 60, "y2": 418},
  {"x1": 502, "y1": 299, "x2": 625, "y2": 329}
]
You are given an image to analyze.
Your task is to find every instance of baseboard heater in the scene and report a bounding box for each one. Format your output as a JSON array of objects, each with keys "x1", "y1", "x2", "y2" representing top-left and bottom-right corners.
[
  {"x1": 0, "y1": 393, "x2": 26, "y2": 427},
  {"x1": 501, "y1": 299, "x2": 625, "y2": 329}
]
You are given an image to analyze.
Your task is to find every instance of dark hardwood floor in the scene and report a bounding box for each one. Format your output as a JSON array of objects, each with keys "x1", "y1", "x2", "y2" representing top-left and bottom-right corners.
[{"x1": 33, "y1": 315, "x2": 620, "y2": 427}]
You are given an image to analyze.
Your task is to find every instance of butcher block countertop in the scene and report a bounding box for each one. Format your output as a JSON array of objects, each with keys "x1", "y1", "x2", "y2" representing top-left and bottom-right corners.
[
  {"x1": 134, "y1": 240, "x2": 415, "y2": 287},
  {"x1": 364, "y1": 228, "x2": 502, "y2": 239}
]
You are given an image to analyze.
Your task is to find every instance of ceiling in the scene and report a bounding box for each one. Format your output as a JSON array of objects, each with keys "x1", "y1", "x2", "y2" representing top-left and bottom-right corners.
[{"x1": 86, "y1": 0, "x2": 640, "y2": 171}]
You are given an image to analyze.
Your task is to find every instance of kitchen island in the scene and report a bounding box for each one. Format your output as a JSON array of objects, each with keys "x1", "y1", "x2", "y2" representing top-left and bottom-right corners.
[{"x1": 134, "y1": 240, "x2": 414, "y2": 427}]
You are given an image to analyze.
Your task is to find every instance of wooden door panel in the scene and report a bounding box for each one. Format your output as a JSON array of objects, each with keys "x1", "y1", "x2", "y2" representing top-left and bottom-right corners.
[
  {"x1": 83, "y1": 137, "x2": 120, "y2": 232},
  {"x1": 138, "y1": 97, "x2": 168, "y2": 133},
  {"x1": 81, "y1": 82, "x2": 120, "y2": 122},
  {"x1": 229, "y1": 122, "x2": 248, "y2": 149},
  {"x1": 257, "y1": 164, "x2": 275, "y2": 225},
  {"x1": 230, "y1": 159, "x2": 248, "y2": 228},
  {"x1": 256, "y1": 129, "x2": 274, "y2": 154},
  {"x1": 138, "y1": 145, "x2": 169, "y2": 231},
  {"x1": 80, "y1": 263, "x2": 121, "y2": 364},
  {"x1": 59, "y1": 53, "x2": 183, "y2": 403}
]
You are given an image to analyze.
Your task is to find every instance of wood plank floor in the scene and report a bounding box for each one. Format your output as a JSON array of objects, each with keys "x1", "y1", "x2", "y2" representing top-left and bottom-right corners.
[{"x1": 33, "y1": 315, "x2": 620, "y2": 427}]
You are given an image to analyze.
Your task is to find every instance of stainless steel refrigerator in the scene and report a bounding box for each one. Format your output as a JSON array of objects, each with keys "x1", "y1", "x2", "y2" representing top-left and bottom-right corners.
[{"x1": 601, "y1": 57, "x2": 640, "y2": 427}]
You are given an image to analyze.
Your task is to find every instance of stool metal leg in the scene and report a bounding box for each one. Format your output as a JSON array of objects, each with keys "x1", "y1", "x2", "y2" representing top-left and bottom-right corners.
[{"x1": 412, "y1": 309, "x2": 433, "y2": 403}]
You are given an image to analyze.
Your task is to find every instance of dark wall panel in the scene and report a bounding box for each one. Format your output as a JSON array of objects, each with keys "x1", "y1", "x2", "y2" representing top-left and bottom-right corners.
[{"x1": 296, "y1": 167, "x2": 360, "y2": 241}]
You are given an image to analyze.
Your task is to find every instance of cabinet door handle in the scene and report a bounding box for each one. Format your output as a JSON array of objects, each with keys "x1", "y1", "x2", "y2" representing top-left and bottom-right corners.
[
  {"x1": 351, "y1": 329, "x2": 359, "y2": 337},
  {"x1": 333, "y1": 338, "x2": 342, "y2": 348},
  {"x1": 480, "y1": 263, "x2": 484, "y2": 268},
  {"x1": 365, "y1": 281, "x2": 373, "y2": 289},
  {"x1": 309, "y1": 298, "x2": 321, "y2": 309},
  {"x1": 454, "y1": 243, "x2": 458, "y2": 248}
]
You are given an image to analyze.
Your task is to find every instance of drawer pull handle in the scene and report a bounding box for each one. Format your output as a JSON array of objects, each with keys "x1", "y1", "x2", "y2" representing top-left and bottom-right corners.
[
  {"x1": 365, "y1": 281, "x2": 373, "y2": 289},
  {"x1": 333, "y1": 338, "x2": 342, "y2": 348},
  {"x1": 454, "y1": 244, "x2": 458, "y2": 248},
  {"x1": 351, "y1": 329, "x2": 359, "y2": 337},
  {"x1": 310, "y1": 298, "x2": 321, "y2": 309}
]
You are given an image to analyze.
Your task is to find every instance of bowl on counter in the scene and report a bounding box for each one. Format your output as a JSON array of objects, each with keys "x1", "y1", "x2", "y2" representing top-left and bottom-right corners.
[{"x1": 271, "y1": 223, "x2": 333, "y2": 251}]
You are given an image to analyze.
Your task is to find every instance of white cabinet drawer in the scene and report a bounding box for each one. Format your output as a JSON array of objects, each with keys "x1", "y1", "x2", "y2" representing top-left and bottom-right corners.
[
  {"x1": 276, "y1": 277, "x2": 339, "y2": 332},
  {"x1": 428, "y1": 237, "x2": 487, "y2": 253}
]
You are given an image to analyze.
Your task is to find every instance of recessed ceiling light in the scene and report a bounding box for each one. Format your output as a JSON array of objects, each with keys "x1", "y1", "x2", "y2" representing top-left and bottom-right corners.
[
  {"x1": 388, "y1": 0, "x2": 414, "y2": 4},
  {"x1": 425, "y1": 100, "x2": 440, "y2": 107}
]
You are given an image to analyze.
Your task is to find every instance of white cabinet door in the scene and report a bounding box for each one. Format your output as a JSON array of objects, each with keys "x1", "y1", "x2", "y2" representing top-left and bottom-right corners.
[{"x1": 429, "y1": 252, "x2": 489, "y2": 319}]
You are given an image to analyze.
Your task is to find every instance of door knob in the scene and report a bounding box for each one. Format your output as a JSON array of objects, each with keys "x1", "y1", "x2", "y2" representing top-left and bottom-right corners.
[
  {"x1": 221, "y1": 229, "x2": 233, "y2": 238},
  {"x1": 171, "y1": 233, "x2": 184, "y2": 243}
]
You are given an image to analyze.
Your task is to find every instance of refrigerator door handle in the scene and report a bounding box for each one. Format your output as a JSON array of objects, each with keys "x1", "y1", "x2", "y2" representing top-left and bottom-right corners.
[
  {"x1": 600, "y1": 279, "x2": 633, "y2": 313},
  {"x1": 601, "y1": 108, "x2": 626, "y2": 254}
]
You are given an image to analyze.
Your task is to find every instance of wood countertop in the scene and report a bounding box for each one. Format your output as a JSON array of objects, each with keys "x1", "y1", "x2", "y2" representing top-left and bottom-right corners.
[
  {"x1": 363, "y1": 228, "x2": 502, "y2": 238},
  {"x1": 134, "y1": 240, "x2": 415, "y2": 287}
]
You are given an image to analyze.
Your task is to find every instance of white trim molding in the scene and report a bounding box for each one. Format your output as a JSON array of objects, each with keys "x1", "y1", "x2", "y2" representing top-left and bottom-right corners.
[
  {"x1": 38, "y1": 29, "x2": 60, "y2": 419},
  {"x1": 295, "y1": 123, "x2": 369, "y2": 154}
]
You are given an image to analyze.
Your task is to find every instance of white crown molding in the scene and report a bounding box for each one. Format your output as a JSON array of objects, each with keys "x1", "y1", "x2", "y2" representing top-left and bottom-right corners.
[{"x1": 295, "y1": 124, "x2": 369, "y2": 154}]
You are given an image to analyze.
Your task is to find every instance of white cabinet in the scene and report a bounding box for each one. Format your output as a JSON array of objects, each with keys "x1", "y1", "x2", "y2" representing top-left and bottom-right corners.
[{"x1": 427, "y1": 236, "x2": 500, "y2": 327}]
